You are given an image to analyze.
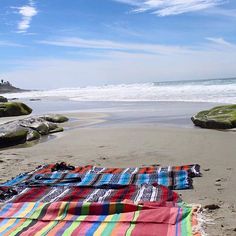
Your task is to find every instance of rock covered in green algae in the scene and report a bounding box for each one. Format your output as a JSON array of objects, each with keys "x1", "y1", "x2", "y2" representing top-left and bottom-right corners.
[
  {"x1": 0, "y1": 114, "x2": 68, "y2": 148},
  {"x1": 40, "y1": 114, "x2": 69, "y2": 123},
  {"x1": 26, "y1": 129, "x2": 41, "y2": 142},
  {"x1": 0, "y1": 121, "x2": 28, "y2": 148},
  {"x1": 191, "y1": 104, "x2": 236, "y2": 129},
  {"x1": 0, "y1": 96, "x2": 8, "y2": 102},
  {"x1": 0, "y1": 102, "x2": 32, "y2": 117}
]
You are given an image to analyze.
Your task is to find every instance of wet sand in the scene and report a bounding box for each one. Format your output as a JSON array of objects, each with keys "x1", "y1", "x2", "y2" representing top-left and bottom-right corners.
[{"x1": 0, "y1": 112, "x2": 236, "y2": 235}]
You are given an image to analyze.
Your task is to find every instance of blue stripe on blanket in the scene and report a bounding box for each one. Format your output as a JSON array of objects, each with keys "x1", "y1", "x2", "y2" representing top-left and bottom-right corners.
[{"x1": 13, "y1": 171, "x2": 190, "y2": 190}]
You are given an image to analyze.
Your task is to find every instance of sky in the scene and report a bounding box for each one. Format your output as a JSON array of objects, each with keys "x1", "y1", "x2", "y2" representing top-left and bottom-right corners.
[{"x1": 0, "y1": 0, "x2": 236, "y2": 89}]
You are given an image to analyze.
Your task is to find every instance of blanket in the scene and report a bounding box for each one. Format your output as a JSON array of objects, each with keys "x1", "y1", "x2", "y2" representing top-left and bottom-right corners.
[
  {"x1": 0, "y1": 201, "x2": 201, "y2": 236},
  {"x1": 1, "y1": 184, "x2": 180, "y2": 205},
  {"x1": 1, "y1": 164, "x2": 200, "y2": 190},
  {"x1": 33, "y1": 164, "x2": 201, "y2": 177}
]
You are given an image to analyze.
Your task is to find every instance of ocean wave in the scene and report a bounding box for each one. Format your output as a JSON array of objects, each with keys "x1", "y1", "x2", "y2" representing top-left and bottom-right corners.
[{"x1": 3, "y1": 80, "x2": 236, "y2": 104}]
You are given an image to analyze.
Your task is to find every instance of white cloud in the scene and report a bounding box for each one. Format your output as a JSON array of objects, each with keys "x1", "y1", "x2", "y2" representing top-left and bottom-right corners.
[
  {"x1": 14, "y1": 1, "x2": 37, "y2": 33},
  {"x1": 39, "y1": 37, "x2": 193, "y2": 55},
  {"x1": 114, "y1": 0, "x2": 226, "y2": 16},
  {"x1": 206, "y1": 37, "x2": 236, "y2": 47}
]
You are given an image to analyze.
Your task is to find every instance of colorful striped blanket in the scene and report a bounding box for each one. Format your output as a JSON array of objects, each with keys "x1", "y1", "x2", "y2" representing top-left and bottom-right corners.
[
  {"x1": 1, "y1": 164, "x2": 200, "y2": 190},
  {"x1": 1, "y1": 184, "x2": 180, "y2": 204},
  {"x1": 32, "y1": 164, "x2": 201, "y2": 177},
  {"x1": 0, "y1": 201, "x2": 201, "y2": 236},
  {"x1": 0, "y1": 164, "x2": 203, "y2": 235}
]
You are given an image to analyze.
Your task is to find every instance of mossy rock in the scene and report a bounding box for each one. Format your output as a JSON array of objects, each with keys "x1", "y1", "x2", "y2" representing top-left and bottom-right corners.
[
  {"x1": 191, "y1": 104, "x2": 236, "y2": 129},
  {"x1": 0, "y1": 96, "x2": 8, "y2": 102},
  {"x1": 49, "y1": 127, "x2": 64, "y2": 134},
  {"x1": 26, "y1": 129, "x2": 41, "y2": 141},
  {"x1": 0, "y1": 123, "x2": 28, "y2": 148},
  {"x1": 0, "y1": 102, "x2": 32, "y2": 117},
  {"x1": 41, "y1": 114, "x2": 69, "y2": 123}
]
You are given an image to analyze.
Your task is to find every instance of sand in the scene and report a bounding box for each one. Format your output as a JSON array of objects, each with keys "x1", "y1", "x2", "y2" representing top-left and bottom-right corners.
[{"x1": 0, "y1": 112, "x2": 236, "y2": 235}]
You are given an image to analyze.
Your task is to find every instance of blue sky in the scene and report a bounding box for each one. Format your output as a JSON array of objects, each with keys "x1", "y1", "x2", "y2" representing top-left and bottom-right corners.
[{"x1": 0, "y1": 0, "x2": 236, "y2": 89}]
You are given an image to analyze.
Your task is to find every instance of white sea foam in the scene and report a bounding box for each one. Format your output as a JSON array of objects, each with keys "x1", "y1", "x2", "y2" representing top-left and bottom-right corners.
[{"x1": 3, "y1": 79, "x2": 236, "y2": 104}]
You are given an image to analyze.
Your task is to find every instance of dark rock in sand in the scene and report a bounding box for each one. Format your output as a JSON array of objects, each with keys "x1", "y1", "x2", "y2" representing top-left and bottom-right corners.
[
  {"x1": 0, "y1": 96, "x2": 8, "y2": 102},
  {"x1": 41, "y1": 114, "x2": 69, "y2": 123},
  {"x1": 0, "y1": 102, "x2": 32, "y2": 117},
  {"x1": 191, "y1": 104, "x2": 236, "y2": 129},
  {"x1": 0, "y1": 122, "x2": 28, "y2": 148},
  {"x1": 204, "y1": 204, "x2": 220, "y2": 210}
]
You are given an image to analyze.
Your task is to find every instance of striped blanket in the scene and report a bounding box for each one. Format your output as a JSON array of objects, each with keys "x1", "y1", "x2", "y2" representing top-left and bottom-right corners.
[
  {"x1": 0, "y1": 201, "x2": 201, "y2": 236},
  {"x1": 1, "y1": 164, "x2": 200, "y2": 190},
  {"x1": 1, "y1": 184, "x2": 179, "y2": 204},
  {"x1": 11, "y1": 171, "x2": 191, "y2": 190},
  {"x1": 33, "y1": 164, "x2": 201, "y2": 176},
  {"x1": 0, "y1": 164, "x2": 203, "y2": 235}
]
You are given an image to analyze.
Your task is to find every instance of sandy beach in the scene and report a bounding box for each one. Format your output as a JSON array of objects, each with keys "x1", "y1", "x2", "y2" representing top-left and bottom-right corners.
[{"x1": 0, "y1": 111, "x2": 236, "y2": 235}]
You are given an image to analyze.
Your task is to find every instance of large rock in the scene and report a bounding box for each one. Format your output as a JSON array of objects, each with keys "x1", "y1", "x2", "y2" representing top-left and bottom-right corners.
[
  {"x1": 0, "y1": 96, "x2": 8, "y2": 102},
  {"x1": 0, "y1": 102, "x2": 32, "y2": 117},
  {"x1": 0, "y1": 121, "x2": 28, "y2": 148},
  {"x1": 41, "y1": 114, "x2": 69, "y2": 123},
  {"x1": 20, "y1": 117, "x2": 50, "y2": 135},
  {"x1": 20, "y1": 117, "x2": 64, "y2": 135},
  {"x1": 0, "y1": 114, "x2": 68, "y2": 148},
  {"x1": 191, "y1": 105, "x2": 236, "y2": 129}
]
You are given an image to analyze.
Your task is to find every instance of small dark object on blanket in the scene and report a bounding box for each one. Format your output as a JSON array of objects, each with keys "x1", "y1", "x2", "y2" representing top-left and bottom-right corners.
[
  {"x1": 0, "y1": 187, "x2": 17, "y2": 201},
  {"x1": 51, "y1": 162, "x2": 75, "y2": 172}
]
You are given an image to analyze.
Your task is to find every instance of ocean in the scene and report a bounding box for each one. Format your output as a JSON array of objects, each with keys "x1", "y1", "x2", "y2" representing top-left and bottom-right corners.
[
  {"x1": 2, "y1": 78, "x2": 235, "y2": 127},
  {"x1": 3, "y1": 78, "x2": 236, "y2": 104}
]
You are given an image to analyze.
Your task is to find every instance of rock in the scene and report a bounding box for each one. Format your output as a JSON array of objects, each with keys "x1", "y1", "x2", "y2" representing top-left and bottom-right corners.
[
  {"x1": 26, "y1": 129, "x2": 41, "y2": 141},
  {"x1": 0, "y1": 102, "x2": 32, "y2": 117},
  {"x1": 0, "y1": 122, "x2": 28, "y2": 148},
  {"x1": 49, "y1": 127, "x2": 64, "y2": 134},
  {"x1": 29, "y1": 98, "x2": 41, "y2": 101},
  {"x1": 191, "y1": 104, "x2": 236, "y2": 129},
  {"x1": 0, "y1": 96, "x2": 8, "y2": 102},
  {"x1": 20, "y1": 117, "x2": 50, "y2": 135},
  {"x1": 0, "y1": 115, "x2": 65, "y2": 148},
  {"x1": 41, "y1": 114, "x2": 69, "y2": 123},
  {"x1": 204, "y1": 204, "x2": 220, "y2": 210}
]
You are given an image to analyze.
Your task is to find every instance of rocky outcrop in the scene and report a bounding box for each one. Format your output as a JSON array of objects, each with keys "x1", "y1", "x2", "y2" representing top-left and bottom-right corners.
[
  {"x1": 0, "y1": 80, "x2": 28, "y2": 93},
  {"x1": 0, "y1": 96, "x2": 8, "y2": 102},
  {"x1": 0, "y1": 102, "x2": 32, "y2": 117},
  {"x1": 0, "y1": 115, "x2": 68, "y2": 148},
  {"x1": 191, "y1": 105, "x2": 236, "y2": 129},
  {"x1": 40, "y1": 114, "x2": 69, "y2": 123}
]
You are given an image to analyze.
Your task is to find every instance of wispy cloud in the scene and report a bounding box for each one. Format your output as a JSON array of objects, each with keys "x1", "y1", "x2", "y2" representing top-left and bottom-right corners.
[
  {"x1": 39, "y1": 37, "x2": 193, "y2": 55},
  {"x1": 114, "y1": 0, "x2": 226, "y2": 16},
  {"x1": 13, "y1": 0, "x2": 37, "y2": 33},
  {"x1": 0, "y1": 41, "x2": 24, "y2": 47},
  {"x1": 206, "y1": 37, "x2": 236, "y2": 47}
]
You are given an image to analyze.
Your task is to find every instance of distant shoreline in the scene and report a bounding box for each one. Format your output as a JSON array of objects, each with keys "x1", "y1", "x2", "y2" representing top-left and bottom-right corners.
[{"x1": 0, "y1": 81, "x2": 30, "y2": 94}]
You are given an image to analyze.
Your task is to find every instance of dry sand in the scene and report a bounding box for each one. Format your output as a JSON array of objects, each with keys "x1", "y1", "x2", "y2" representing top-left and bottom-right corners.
[{"x1": 0, "y1": 112, "x2": 236, "y2": 235}]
